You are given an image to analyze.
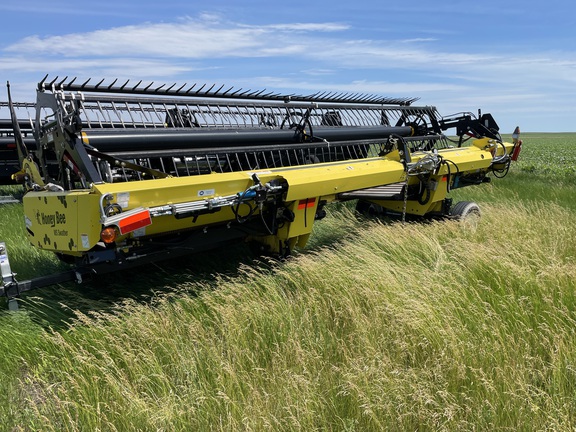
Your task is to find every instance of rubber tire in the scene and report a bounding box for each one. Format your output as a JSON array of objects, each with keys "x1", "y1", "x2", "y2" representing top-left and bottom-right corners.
[
  {"x1": 450, "y1": 201, "x2": 481, "y2": 220},
  {"x1": 356, "y1": 199, "x2": 386, "y2": 217}
]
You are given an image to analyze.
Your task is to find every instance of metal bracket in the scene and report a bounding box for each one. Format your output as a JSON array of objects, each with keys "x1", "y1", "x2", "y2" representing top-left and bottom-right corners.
[{"x1": 0, "y1": 242, "x2": 16, "y2": 292}]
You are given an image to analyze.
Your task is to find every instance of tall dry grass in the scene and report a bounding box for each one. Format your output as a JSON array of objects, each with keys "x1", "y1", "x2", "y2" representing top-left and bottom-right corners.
[
  {"x1": 2, "y1": 133, "x2": 576, "y2": 430},
  {"x1": 3, "y1": 200, "x2": 574, "y2": 431}
]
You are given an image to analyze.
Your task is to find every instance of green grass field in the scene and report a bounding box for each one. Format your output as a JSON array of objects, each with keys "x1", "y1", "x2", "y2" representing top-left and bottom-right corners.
[{"x1": 1, "y1": 133, "x2": 575, "y2": 430}]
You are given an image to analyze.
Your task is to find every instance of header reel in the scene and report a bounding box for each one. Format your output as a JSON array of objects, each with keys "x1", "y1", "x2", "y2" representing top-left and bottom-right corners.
[{"x1": 25, "y1": 76, "x2": 451, "y2": 190}]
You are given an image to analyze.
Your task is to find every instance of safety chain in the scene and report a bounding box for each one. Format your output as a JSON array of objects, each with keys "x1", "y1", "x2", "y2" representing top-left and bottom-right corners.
[{"x1": 401, "y1": 173, "x2": 409, "y2": 223}]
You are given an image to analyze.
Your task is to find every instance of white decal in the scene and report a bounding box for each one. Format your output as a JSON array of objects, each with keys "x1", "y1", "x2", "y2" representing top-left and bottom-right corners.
[
  {"x1": 132, "y1": 227, "x2": 146, "y2": 237},
  {"x1": 117, "y1": 192, "x2": 130, "y2": 209},
  {"x1": 198, "y1": 189, "x2": 215, "y2": 197}
]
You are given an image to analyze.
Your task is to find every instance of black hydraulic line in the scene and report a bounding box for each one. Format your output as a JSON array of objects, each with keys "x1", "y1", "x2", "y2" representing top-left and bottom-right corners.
[
  {"x1": 81, "y1": 125, "x2": 414, "y2": 152},
  {"x1": 417, "y1": 184, "x2": 431, "y2": 205},
  {"x1": 440, "y1": 158, "x2": 460, "y2": 192}
]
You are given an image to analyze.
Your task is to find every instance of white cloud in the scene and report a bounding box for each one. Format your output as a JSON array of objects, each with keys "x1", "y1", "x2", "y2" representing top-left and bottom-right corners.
[
  {"x1": 5, "y1": 20, "x2": 262, "y2": 58},
  {"x1": 4, "y1": 15, "x2": 572, "y2": 90},
  {"x1": 262, "y1": 23, "x2": 350, "y2": 32},
  {"x1": 2, "y1": 13, "x2": 576, "y2": 131},
  {"x1": 400, "y1": 38, "x2": 437, "y2": 43},
  {"x1": 4, "y1": 17, "x2": 348, "y2": 60},
  {"x1": 0, "y1": 56, "x2": 197, "y2": 77}
]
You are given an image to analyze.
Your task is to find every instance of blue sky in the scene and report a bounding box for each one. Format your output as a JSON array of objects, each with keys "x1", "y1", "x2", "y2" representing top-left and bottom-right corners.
[{"x1": 1, "y1": 0, "x2": 575, "y2": 132}]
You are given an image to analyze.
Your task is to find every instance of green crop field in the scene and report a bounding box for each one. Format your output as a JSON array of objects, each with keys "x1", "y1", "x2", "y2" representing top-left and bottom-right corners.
[{"x1": 1, "y1": 133, "x2": 575, "y2": 430}]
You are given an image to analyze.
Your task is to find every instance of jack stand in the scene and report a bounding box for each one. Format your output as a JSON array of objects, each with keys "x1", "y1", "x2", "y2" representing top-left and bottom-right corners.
[
  {"x1": 1, "y1": 241, "x2": 18, "y2": 310},
  {"x1": 7, "y1": 298, "x2": 19, "y2": 312}
]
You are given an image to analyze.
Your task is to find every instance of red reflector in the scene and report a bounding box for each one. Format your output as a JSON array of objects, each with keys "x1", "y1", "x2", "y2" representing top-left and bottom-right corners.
[
  {"x1": 117, "y1": 210, "x2": 152, "y2": 235},
  {"x1": 7, "y1": 144, "x2": 16, "y2": 149},
  {"x1": 442, "y1": 176, "x2": 448, "y2": 182},
  {"x1": 297, "y1": 198, "x2": 316, "y2": 210}
]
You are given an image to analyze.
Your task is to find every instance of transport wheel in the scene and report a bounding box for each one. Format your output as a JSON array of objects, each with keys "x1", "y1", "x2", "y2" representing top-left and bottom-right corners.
[
  {"x1": 450, "y1": 201, "x2": 481, "y2": 220},
  {"x1": 356, "y1": 199, "x2": 386, "y2": 217}
]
